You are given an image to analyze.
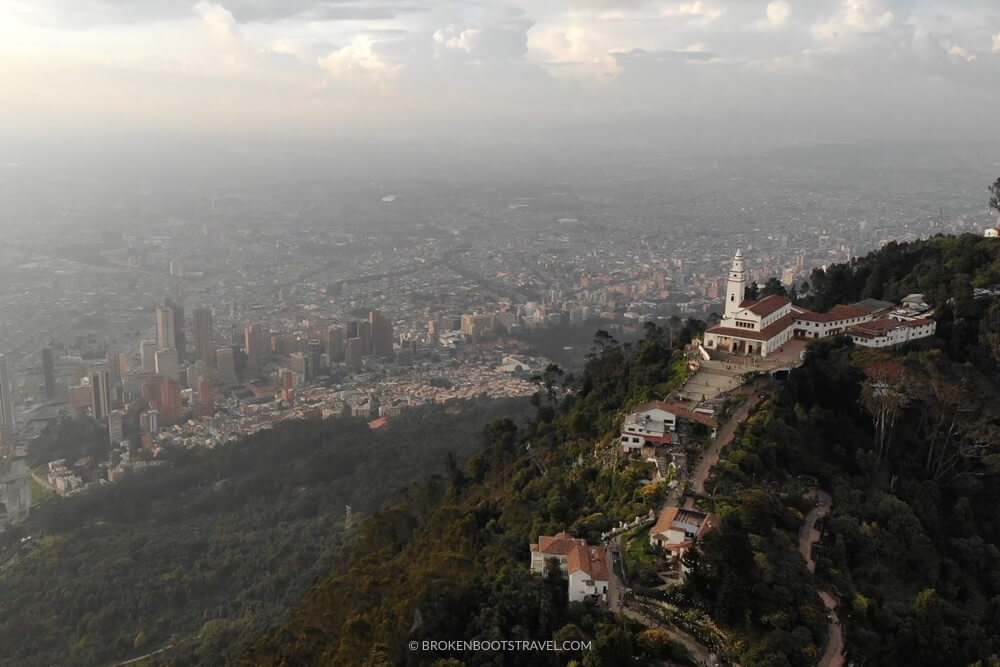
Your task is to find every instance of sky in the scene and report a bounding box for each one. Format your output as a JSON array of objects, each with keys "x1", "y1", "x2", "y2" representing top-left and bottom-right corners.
[{"x1": 2, "y1": 0, "x2": 1000, "y2": 150}]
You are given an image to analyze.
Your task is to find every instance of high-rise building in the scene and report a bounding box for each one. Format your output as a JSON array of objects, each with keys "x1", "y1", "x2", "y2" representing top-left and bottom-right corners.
[
  {"x1": 0, "y1": 355, "x2": 14, "y2": 441},
  {"x1": 41, "y1": 347, "x2": 56, "y2": 400},
  {"x1": 358, "y1": 320, "x2": 372, "y2": 356},
  {"x1": 369, "y1": 310, "x2": 394, "y2": 358},
  {"x1": 167, "y1": 299, "x2": 186, "y2": 364},
  {"x1": 308, "y1": 339, "x2": 323, "y2": 374},
  {"x1": 192, "y1": 308, "x2": 215, "y2": 365},
  {"x1": 90, "y1": 369, "x2": 111, "y2": 421},
  {"x1": 216, "y1": 347, "x2": 237, "y2": 386},
  {"x1": 156, "y1": 306, "x2": 176, "y2": 351},
  {"x1": 142, "y1": 409, "x2": 159, "y2": 434},
  {"x1": 108, "y1": 410, "x2": 124, "y2": 446},
  {"x1": 289, "y1": 353, "x2": 312, "y2": 381},
  {"x1": 106, "y1": 350, "x2": 122, "y2": 407},
  {"x1": 346, "y1": 337, "x2": 364, "y2": 372},
  {"x1": 244, "y1": 324, "x2": 269, "y2": 369},
  {"x1": 154, "y1": 348, "x2": 179, "y2": 381},
  {"x1": 325, "y1": 326, "x2": 344, "y2": 362},
  {"x1": 146, "y1": 374, "x2": 183, "y2": 425},
  {"x1": 140, "y1": 340, "x2": 157, "y2": 373},
  {"x1": 198, "y1": 377, "x2": 215, "y2": 418}
]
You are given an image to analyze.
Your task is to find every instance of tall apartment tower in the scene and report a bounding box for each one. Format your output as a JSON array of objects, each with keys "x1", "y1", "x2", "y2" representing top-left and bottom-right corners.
[
  {"x1": 0, "y1": 355, "x2": 14, "y2": 440},
  {"x1": 192, "y1": 307, "x2": 215, "y2": 365},
  {"x1": 41, "y1": 347, "x2": 56, "y2": 400},
  {"x1": 724, "y1": 248, "x2": 747, "y2": 318},
  {"x1": 140, "y1": 340, "x2": 157, "y2": 373},
  {"x1": 369, "y1": 310, "x2": 394, "y2": 358}
]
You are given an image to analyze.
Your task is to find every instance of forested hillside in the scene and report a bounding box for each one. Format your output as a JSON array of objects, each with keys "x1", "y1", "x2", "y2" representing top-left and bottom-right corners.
[
  {"x1": 0, "y1": 398, "x2": 529, "y2": 666},
  {"x1": 243, "y1": 234, "x2": 1000, "y2": 667}
]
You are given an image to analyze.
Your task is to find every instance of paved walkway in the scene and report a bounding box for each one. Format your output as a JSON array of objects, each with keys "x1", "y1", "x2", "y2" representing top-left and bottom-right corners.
[
  {"x1": 800, "y1": 490, "x2": 845, "y2": 667},
  {"x1": 684, "y1": 390, "x2": 764, "y2": 506}
]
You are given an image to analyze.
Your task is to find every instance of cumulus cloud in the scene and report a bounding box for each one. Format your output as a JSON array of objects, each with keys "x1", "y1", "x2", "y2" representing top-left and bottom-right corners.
[
  {"x1": 195, "y1": 1, "x2": 241, "y2": 52},
  {"x1": 317, "y1": 35, "x2": 400, "y2": 82},
  {"x1": 756, "y1": 1, "x2": 790, "y2": 30}
]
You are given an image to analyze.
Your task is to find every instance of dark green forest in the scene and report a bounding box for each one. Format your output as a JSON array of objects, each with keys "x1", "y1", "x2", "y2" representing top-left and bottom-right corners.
[{"x1": 0, "y1": 398, "x2": 529, "y2": 666}]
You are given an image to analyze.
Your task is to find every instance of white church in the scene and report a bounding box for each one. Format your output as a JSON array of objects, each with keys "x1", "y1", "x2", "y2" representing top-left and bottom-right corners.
[{"x1": 702, "y1": 249, "x2": 936, "y2": 356}]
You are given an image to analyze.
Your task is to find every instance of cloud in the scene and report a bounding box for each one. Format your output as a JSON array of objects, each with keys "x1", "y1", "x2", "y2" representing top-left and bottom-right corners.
[
  {"x1": 195, "y1": 2, "x2": 240, "y2": 51},
  {"x1": 15, "y1": 0, "x2": 420, "y2": 26},
  {"x1": 317, "y1": 35, "x2": 400, "y2": 82},
  {"x1": 432, "y1": 18, "x2": 532, "y2": 61},
  {"x1": 756, "y1": 1, "x2": 790, "y2": 30},
  {"x1": 812, "y1": 0, "x2": 894, "y2": 43},
  {"x1": 661, "y1": 1, "x2": 725, "y2": 25}
]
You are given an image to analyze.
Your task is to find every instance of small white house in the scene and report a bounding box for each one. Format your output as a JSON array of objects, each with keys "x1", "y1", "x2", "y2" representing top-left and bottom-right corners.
[
  {"x1": 620, "y1": 401, "x2": 719, "y2": 452},
  {"x1": 530, "y1": 532, "x2": 610, "y2": 603}
]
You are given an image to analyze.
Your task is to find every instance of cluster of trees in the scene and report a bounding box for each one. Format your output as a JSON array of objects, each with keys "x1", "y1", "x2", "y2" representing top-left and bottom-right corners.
[
  {"x1": 243, "y1": 325, "x2": 705, "y2": 666},
  {"x1": 702, "y1": 232, "x2": 1000, "y2": 665},
  {"x1": 0, "y1": 397, "x2": 528, "y2": 666}
]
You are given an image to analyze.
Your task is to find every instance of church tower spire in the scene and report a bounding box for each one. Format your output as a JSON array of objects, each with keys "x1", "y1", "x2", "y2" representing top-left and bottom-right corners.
[{"x1": 724, "y1": 248, "x2": 746, "y2": 318}]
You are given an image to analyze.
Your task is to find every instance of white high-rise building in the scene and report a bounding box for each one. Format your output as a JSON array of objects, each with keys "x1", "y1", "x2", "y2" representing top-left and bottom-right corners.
[{"x1": 724, "y1": 248, "x2": 746, "y2": 318}]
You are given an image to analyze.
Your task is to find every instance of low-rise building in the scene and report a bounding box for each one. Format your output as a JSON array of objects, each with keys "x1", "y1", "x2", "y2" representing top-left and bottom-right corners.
[
  {"x1": 530, "y1": 532, "x2": 610, "y2": 603},
  {"x1": 649, "y1": 507, "x2": 719, "y2": 579}
]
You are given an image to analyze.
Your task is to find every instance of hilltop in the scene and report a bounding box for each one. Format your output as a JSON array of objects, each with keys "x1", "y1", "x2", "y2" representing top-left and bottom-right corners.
[{"x1": 242, "y1": 233, "x2": 1000, "y2": 667}]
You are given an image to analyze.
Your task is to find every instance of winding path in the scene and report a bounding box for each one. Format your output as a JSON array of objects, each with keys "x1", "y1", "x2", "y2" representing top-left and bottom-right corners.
[{"x1": 799, "y1": 490, "x2": 844, "y2": 667}]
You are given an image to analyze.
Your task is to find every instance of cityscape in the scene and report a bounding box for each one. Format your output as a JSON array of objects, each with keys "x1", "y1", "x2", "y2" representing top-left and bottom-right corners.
[{"x1": 0, "y1": 142, "x2": 997, "y2": 505}]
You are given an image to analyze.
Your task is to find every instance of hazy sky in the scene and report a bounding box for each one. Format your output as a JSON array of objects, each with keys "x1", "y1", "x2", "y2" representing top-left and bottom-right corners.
[{"x1": 3, "y1": 0, "x2": 999, "y2": 149}]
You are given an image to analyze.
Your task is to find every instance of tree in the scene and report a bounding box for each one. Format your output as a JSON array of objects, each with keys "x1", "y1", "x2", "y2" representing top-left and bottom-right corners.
[
  {"x1": 989, "y1": 177, "x2": 1000, "y2": 217},
  {"x1": 745, "y1": 281, "x2": 760, "y2": 301},
  {"x1": 760, "y1": 277, "x2": 787, "y2": 298},
  {"x1": 860, "y1": 366, "x2": 904, "y2": 461}
]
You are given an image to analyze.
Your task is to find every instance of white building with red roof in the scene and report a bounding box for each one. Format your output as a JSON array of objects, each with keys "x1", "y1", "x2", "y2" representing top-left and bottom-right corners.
[
  {"x1": 530, "y1": 532, "x2": 610, "y2": 603},
  {"x1": 649, "y1": 506, "x2": 720, "y2": 580},
  {"x1": 620, "y1": 400, "x2": 718, "y2": 453},
  {"x1": 703, "y1": 249, "x2": 935, "y2": 356}
]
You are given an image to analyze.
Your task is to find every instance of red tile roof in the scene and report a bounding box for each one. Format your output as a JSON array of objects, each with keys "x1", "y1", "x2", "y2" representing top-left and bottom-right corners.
[
  {"x1": 368, "y1": 417, "x2": 388, "y2": 429},
  {"x1": 535, "y1": 532, "x2": 584, "y2": 556},
  {"x1": 567, "y1": 543, "x2": 610, "y2": 581},
  {"x1": 744, "y1": 295, "x2": 791, "y2": 317},
  {"x1": 794, "y1": 304, "x2": 871, "y2": 322},
  {"x1": 706, "y1": 311, "x2": 798, "y2": 342},
  {"x1": 848, "y1": 317, "x2": 934, "y2": 339},
  {"x1": 650, "y1": 506, "x2": 719, "y2": 546}
]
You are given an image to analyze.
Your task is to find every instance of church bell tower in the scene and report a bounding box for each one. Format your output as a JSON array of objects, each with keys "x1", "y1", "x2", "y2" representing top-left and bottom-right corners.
[{"x1": 724, "y1": 249, "x2": 746, "y2": 318}]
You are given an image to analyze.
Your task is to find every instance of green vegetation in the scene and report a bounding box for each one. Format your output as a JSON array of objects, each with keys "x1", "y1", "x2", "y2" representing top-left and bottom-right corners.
[
  {"x1": 704, "y1": 234, "x2": 1000, "y2": 665},
  {"x1": 0, "y1": 398, "x2": 529, "y2": 666}
]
